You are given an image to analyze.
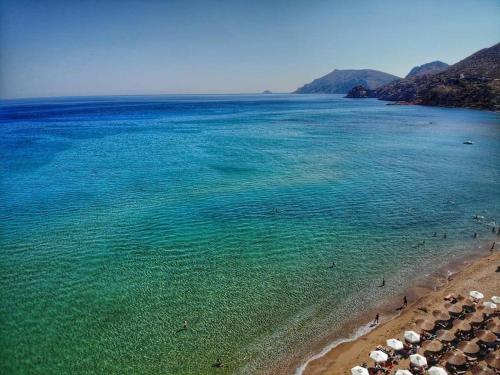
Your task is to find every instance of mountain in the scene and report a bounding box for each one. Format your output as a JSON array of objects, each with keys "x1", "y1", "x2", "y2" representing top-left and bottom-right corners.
[
  {"x1": 406, "y1": 61, "x2": 449, "y2": 78},
  {"x1": 294, "y1": 69, "x2": 400, "y2": 94},
  {"x1": 374, "y1": 43, "x2": 500, "y2": 110}
]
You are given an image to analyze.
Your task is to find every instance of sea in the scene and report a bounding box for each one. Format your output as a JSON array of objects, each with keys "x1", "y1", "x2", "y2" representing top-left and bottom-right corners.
[{"x1": 1, "y1": 94, "x2": 499, "y2": 374}]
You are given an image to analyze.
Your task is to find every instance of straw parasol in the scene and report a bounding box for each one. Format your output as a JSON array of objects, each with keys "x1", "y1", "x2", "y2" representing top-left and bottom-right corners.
[
  {"x1": 428, "y1": 367, "x2": 448, "y2": 375},
  {"x1": 476, "y1": 330, "x2": 496, "y2": 343},
  {"x1": 445, "y1": 303, "x2": 463, "y2": 314},
  {"x1": 457, "y1": 340, "x2": 480, "y2": 355},
  {"x1": 470, "y1": 291, "x2": 484, "y2": 299},
  {"x1": 491, "y1": 296, "x2": 500, "y2": 304},
  {"x1": 465, "y1": 312, "x2": 484, "y2": 324},
  {"x1": 370, "y1": 350, "x2": 388, "y2": 363},
  {"x1": 443, "y1": 350, "x2": 467, "y2": 366},
  {"x1": 477, "y1": 305, "x2": 495, "y2": 316},
  {"x1": 422, "y1": 340, "x2": 443, "y2": 353},
  {"x1": 453, "y1": 320, "x2": 472, "y2": 332},
  {"x1": 471, "y1": 364, "x2": 495, "y2": 375},
  {"x1": 410, "y1": 353, "x2": 428, "y2": 367},
  {"x1": 395, "y1": 370, "x2": 413, "y2": 375},
  {"x1": 486, "y1": 320, "x2": 500, "y2": 334},
  {"x1": 404, "y1": 330, "x2": 420, "y2": 343},
  {"x1": 436, "y1": 329, "x2": 456, "y2": 342},
  {"x1": 416, "y1": 318, "x2": 435, "y2": 331},
  {"x1": 485, "y1": 352, "x2": 500, "y2": 370},
  {"x1": 432, "y1": 310, "x2": 451, "y2": 322},
  {"x1": 461, "y1": 298, "x2": 475, "y2": 308},
  {"x1": 351, "y1": 366, "x2": 369, "y2": 375},
  {"x1": 387, "y1": 338, "x2": 404, "y2": 351}
]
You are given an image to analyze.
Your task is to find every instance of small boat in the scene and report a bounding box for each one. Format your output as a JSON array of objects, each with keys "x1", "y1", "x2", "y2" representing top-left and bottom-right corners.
[{"x1": 463, "y1": 140, "x2": 473, "y2": 145}]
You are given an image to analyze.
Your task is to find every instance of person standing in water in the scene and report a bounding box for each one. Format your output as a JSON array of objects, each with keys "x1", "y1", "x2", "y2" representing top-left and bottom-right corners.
[
  {"x1": 403, "y1": 296, "x2": 408, "y2": 307},
  {"x1": 183, "y1": 320, "x2": 188, "y2": 330},
  {"x1": 328, "y1": 261, "x2": 336, "y2": 268},
  {"x1": 491, "y1": 242, "x2": 496, "y2": 251},
  {"x1": 378, "y1": 278, "x2": 385, "y2": 287}
]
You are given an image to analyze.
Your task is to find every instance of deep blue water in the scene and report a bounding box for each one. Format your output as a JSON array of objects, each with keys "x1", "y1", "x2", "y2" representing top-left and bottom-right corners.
[{"x1": 1, "y1": 94, "x2": 499, "y2": 374}]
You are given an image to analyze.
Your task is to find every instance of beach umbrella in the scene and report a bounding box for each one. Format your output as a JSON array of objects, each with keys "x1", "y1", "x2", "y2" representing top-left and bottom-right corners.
[
  {"x1": 443, "y1": 350, "x2": 467, "y2": 366},
  {"x1": 470, "y1": 291, "x2": 484, "y2": 299},
  {"x1": 370, "y1": 350, "x2": 388, "y2": 363},
  {"x1": 485, "y1": 352, "x2": 500, "y2": 370},
  {"x1": 471, "y1": 364, "x2": 495, "y2": 375},
  {"x1": 432, "y1": 310, "x2": 451, "y2": 322},
  {"x1": 404, "y1": 330, "x2": 420, "y2": 343},
  {"x1": 386, "y1": 338, "x2": 404, "y2": 351},
  {"x1": 465, "y1": 312, "x2": 484, "y2": 324},
  {"x1": 461, "y1": 298, "x2": 475, "y2": 308},
  {"x1": 483, "y1": 301, "x2": 497, "y2": 309},
  {"x1": 351, "y1": 366, "x2": 369, "y2": 375},
  {"x1": 395, "y1": 370, "x2": 413, "y2": 375},
  {"x1": 444, "y1": 303, "x2": 463, "y2": 314},
  {"x1": 476, "y1": 329, "x2": 496, "y2": 343},
  {"x1": 486, "y1": 320, "x2": 500, "y2": 334},
  {"x1": 457, "y1": 340, "x2": 480, "y2": 355},
  {"x1": 477, "y1": 305, "x2": 495, "y2": 316},
  {"x1": 491, "y1": 296, "x2": 500, "y2": 304},
  {"x1": 436, "y1": 329, "x2": 456, "y2": 342},
  {"x1": 416, "y1": 318, "x2": 435, "y2": 331},
  {"x1": 428, "y1": 366, "x2": 448, "y2": 375},
  {"x1": 422, "y1": 340, "x2": 443, "y2": 353},
  {"x1": 409, "y1": 354, "x2": 428, "y2": 367},
  {"x1": 453, "y1": 320, "x2": 472, "y2": 332}
]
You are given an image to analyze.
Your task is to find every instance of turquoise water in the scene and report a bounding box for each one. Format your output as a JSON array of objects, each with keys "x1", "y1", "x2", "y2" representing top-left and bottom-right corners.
[{"x1": 1, "y1": 94, "x2": 499, "y2": 374}]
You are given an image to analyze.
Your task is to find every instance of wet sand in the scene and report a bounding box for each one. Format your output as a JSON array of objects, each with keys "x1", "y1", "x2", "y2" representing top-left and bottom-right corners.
[{"x1": 301, "y1": 250, "x2": 499, "y2": 375}]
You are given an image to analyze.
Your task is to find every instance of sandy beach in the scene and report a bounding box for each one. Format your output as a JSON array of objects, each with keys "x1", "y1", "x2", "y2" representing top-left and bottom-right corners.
[{"x1": 301, "y1": 250, "x2": 500, "y2": 375}]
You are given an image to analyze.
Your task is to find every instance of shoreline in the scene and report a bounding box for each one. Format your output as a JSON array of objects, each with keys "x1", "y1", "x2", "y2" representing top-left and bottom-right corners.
[{"x1": 294, "y1": 248, "x2": 499, "y2": 375}]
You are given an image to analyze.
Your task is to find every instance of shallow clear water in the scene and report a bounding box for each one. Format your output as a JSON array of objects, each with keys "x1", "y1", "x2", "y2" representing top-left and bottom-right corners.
[{"x1": 1, "y1": 94, "x2": 499, "y2": 374}]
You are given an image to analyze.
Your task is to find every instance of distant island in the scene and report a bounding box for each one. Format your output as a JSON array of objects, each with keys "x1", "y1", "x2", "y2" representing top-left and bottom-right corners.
[
  {"x1": 261, "y1": 90, "x2": 273, "y2": 94},
  {"x1": 293, "y1": 69, "x2": 400, "y2": 94},
  {"x1": 344, "y1": 42, "x2": 499, "y2": 110}
]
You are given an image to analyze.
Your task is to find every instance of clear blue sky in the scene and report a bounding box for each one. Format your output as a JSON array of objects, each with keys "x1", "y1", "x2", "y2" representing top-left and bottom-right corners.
[{"x1": 1, "y1": 0, "x2": 499, "y2": 99}]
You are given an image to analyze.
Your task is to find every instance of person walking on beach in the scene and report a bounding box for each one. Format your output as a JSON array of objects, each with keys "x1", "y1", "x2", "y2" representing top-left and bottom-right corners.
[
  {"x1": 378, "y1": 278, "x2": 385, "y2": 287},
  {"x1": 491, "y1": 242, "x2": 496, "y2": 251},
  {"x1": 373, "y1": 313, "x2": 379, "y2": 325},
  {"x1": 403, "y1": 296, "x2": 408, "y2": 307}
]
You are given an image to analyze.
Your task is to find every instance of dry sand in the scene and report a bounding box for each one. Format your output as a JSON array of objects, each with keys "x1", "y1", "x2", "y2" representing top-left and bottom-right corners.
[{"x1": 301, "y1": 251, "x2": 499, "y2": 375}]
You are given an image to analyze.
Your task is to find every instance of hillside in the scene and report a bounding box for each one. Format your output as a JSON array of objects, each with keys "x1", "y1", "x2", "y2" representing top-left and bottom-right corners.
[
  {"x1": 375, "y1": 43, "x2": 500, "y2": 110},
  {"x1": 406, "y1": 61, "x2": 449, "y2": 78},
  {"x1": 294, "y1": 69, "x2": 400, "y2": 94}
]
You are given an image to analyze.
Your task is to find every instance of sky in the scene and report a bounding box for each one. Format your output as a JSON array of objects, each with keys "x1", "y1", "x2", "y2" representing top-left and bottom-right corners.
[{"x1": 0, "y1": 0, "x2": 499, "y2": 99}]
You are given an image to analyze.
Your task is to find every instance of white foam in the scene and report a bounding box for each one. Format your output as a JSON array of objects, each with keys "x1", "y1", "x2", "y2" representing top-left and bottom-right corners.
[{"x1": 293, "y1": 321, "x2": 375, "y2": 375}]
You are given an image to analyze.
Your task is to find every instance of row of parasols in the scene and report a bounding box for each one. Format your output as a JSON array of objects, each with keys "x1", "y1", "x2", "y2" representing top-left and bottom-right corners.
[{"x1": 351, "y1": 291, "x2": 500, "y2": 375}]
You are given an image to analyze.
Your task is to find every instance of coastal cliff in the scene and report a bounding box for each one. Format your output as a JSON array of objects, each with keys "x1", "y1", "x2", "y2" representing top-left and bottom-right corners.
[
  {"x1": 405, "y1": 61, "x2": 449, "y2": 78},
  {"x1": 374, "y1": 43, "x2": 500, "y2": 110},
  {"x1": 294, "y1": 69, "x2": 400, "y2": 94}
]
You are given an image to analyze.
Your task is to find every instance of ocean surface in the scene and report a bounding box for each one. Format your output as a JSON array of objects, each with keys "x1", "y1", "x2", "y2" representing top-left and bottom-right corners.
[{"x1": 1, "y1": 94, "x2": 499, "y2": 375}]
